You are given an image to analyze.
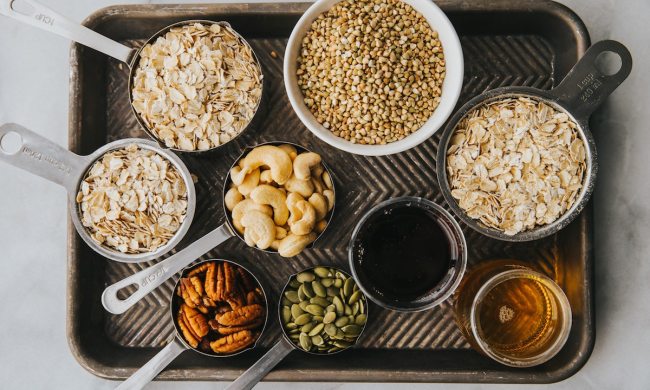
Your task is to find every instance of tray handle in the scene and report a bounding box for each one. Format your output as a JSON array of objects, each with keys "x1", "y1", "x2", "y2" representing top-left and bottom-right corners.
[
  {"x1": 101, "y1": 224, "x2": 234, "y2": 315},
  {"x1": 116, "y1": 338, "x2": 186, "y2": 390},
  {"x1": 552, "y1": 40, "x2": 632, "y2": 121},
  {"x1": 0, "y1": 123, "x2": 87, "y2": 193},
  {"x1": 227, "y1": 337, "x2": 295, "y2": 390},
  {"x1": 0, "y1": 0, "x2": 134, "y2": 63}
]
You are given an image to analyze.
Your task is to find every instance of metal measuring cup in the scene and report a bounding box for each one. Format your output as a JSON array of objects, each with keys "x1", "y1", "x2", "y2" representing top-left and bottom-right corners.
[
  {"x1": 227, "y1": 266, "x2": 369, "y2": 390},
  {"x1": 116, "y1": 259, "x2": 269, "y2": 390},
  {"x1": 436, "y1": 40, "x2": 632, "y2": 241},
  {"x1": 0, "y1": 123, "x2": 196, "y2": 263},
  {"x1": 102, "y1": 142, "x2": 337, "y2": 314},
  {"x1": 0, "y1": 0, "x2": 263, "y2": 153}
]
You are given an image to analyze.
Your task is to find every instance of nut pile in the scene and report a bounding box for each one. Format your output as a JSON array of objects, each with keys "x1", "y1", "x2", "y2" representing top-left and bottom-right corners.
[
  {"x1": 297, "y1": 0, "x2": 445, "y2": 145},
  {"x1": 226, "y1": 145, "x2": 334, "y2": 257},
  {"x1": 76, "y1": 144, "x2": 188, "y2": 253},
  {"x1": 176, "y1": 261, "x2": 266, "y2": 354},
  {"x1": 446, "y1": 97, "x2": 587, "y2": 235},
  {"x1": 132, "y1": 23, "x2": 263, "y2": 151},
  {"x1": 281, "y1": 268, "x2": 367, "y2": 353}
]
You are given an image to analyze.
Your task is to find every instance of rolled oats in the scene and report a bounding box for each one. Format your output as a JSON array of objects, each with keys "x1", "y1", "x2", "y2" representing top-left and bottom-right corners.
[
  {"x1": 446, "y1": 97, "x2": 586, "y2": 236},
  {"x1": 76, "y1": 144, "x2": 188, "y2": 253},
  {"x1": 132, "y1": 23, "x2": 262, "y2": 151}
]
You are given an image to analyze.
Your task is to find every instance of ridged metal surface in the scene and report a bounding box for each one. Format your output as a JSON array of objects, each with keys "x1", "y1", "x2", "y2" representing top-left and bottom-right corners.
[
  {"x1": 103, "y1": 34, "x2": 558, "y2": 349},
  {"x1": 67, "y1": 1, "x2": 593, "y2": 383}
]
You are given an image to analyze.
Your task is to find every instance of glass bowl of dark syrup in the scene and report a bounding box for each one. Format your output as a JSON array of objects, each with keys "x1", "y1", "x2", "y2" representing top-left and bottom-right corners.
[{"x1": 349, "y1": 197, "x2": 467, "y2": 312}]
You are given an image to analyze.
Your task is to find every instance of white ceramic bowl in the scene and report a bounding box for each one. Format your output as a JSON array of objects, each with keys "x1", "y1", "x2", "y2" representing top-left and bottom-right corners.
[{"x1": 284, "y1": 0, "x2": 464, "y2": 156}]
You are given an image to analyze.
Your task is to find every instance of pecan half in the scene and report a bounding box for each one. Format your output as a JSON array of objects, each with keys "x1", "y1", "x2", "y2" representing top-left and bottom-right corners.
[
  {"x1": 237, "y1": 267, "x2": 256, "y2": 292},
  {"x1": 216, "y1": 304, "x2": 264, "y2": 327},
  {"x1": 210, "y1": 330, "x2": 257, "y2": 353},
  {"x1": 178, "y1": 311, "x2": 200, "y2": 348},
  {"x1": 215, "y1": 318, "x2": 264, "y2": 335},
  {"x1": 181, "y1": 304, "x2": 209, "y2": 339},
  {"x1": 204, "y1": 262, "x2": 219, "y2": 301},
  {"x1": 188, "y1": 262, "x2": 210, "y2": 277}
]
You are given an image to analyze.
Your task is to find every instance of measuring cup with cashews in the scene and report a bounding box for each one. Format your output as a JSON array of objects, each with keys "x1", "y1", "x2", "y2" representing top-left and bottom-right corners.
[{"x1": 102, "y1": 142, "x2": 336, "y2": 315}]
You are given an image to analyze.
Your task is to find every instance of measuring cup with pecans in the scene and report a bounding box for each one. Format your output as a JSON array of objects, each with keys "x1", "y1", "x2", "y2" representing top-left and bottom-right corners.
[
  {"x1": 1, "y1": 0, "x2": 264, "y2": 152},
  {"x1": 0, "y1": 123, "x2": 196, "y2": 263}
]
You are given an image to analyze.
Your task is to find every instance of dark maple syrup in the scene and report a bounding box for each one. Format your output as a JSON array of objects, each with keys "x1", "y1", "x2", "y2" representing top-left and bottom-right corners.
[{"x1": 353, "y1": 204, "x2": 453, "y2": 302}]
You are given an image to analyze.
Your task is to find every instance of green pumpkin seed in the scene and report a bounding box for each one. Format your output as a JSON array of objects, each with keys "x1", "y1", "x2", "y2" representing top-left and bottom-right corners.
[
  {"x1": 335, "y1": 271, "x2": 346, "y2": 280},
  {"x1": 333, "y1": 340, "x2": 352, "y2": 349},
  {"x1": 303, "y1": 283, "x2": 315, "y2": 298},
  {"x1": 295, "y1": 313, "x2": 312, "y2": 326},
  {"x1": 352, "y1": 301, "x2": 359, "y2": 315},
  {"x1": 323, "y1": 311, "x2": 337, "y2": 324},
  {"x1": 311, "y1": 335, "x2": 325, "y2": 346},
  {"x1": 348, "y1": 290, "x2": 362, "y2": 305},
  {"x1": 289, "y1": 333, "x2": 300, "y2": 341},
  {"x1": 332, "y1": 329, "x2": 346, "y2": 340},
  {"x1": 332, "y1": 296, "x2": 344, "y2": 314},
  {"x1": 344, "y1": 305, "x2": 352, "y2": 315},
  {"x1": 299, "y1": 332, "x2": 312, "y2": 351},
  {"x1": 285, "y1": 322, "x2": 298, "y2": 329},
  {"x1": 301, "y1": 321, "x2": 316, "y2": 333},
  {"x1": 327, "y1": 346, "x2": 342, "y2": 353},
  {"x1": 353, "y1": 283, "x2": 359, "y2": 292},
  {"x1": 312, "y1": 281, "x2": 327, "y2": 297},
  {"x1": 312, "y1": 315, "x2": 324, "y2": 322},
  {"x1": 289, "y1": 328, "x2": 300, "y2": 335},
  {"x1": 326, "y1": 287, "x2": 339, "y2": 297},
  {"x1": 299, "y1": 301, "x2": 310, "y2": 311},
  {"x1": 334, "y1": 317, "x2": 349, "y2": 327},
  {"x1": 289, "y1": 279, "x2": 301, "y2": 289},
  {"x1": 284, "y1": 290, "x2": 299, "y2": 303},
  {"x1": 325, "y1": 304, "x2": 336, "y2": 313},
  {"x1": 360, "y1": 300, "x2": 366, "y2": 314},
  {"x1": 325, "y1": 323, "x2": 337, "y2": 336},
  {"x1": 333, "y1": 279, "x2": 343, "y2": 288},
  {"x1": 321, "y1": 278, "x2": 334, "y2": 287},
  {"x1": 305, "y1": 304, "x2": 324, "y2": 316},
  {"x1": 297, "y1": 285, "x2": 307, "y2": 301},
  {"x1": 310, "y1": 297, "x2": 330, "y2": 307},
  {"x1": 281, "y1": 297, "x2": 292, "y2": 306},
  {"x1": 282, "y1": 306, "x2": 291, "y2": 323},
  {"x1": 308, "y1": 323, "x2": 324, "y2": 336},
  {"x1": 342, "y1": 324, "x2": 362, "y2": 336},
  {"x1": 355, "y1": 314, "x2": 367, "y2": 326},
  {"x1": 291, "y1": 304, "x2": 304, "y2": 319},
  {"x1": 296, "y1": 272, "x2": 315, "y2": 283},
  {"x1": 314, "y1": 267, "x2": 330, "y2": 278},
  {"x1": 343, "y1": 278, "x2": 354, "y2": 297}
]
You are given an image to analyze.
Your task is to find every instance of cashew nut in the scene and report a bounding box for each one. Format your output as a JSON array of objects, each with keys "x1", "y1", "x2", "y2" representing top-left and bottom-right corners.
[
  {"x1": 225, "y1": 187, "x2": 243, "y2": 211},
  {"x1": 278, "y1": 144, "x2": 298, "y2": 160},
  {"x1": 285, "y1": 175, "x2": 314, "y2": 198},
  {"x1": 237, "y1": 168, "x2": 260, "y2": 196},
  {"x1": 259, "y1": 169, "x2": 274, "y2": 184},
  {"x1": 278, "y1": 232, "x2": 316, "y2": 257},
  {"x1": 293, "y1": 152, "x2": 322, "y2": 180},
  {"x1": 250, "y1": 184, "x2": 289, "y2": 226},
  {"x1": 270, "y1": 240, "x2": 281, "y2": 251},
  {"x1": 311, "y1": 177, "x2": 324, "y2": 194},
  {"x1": 230, "y1": 166, "x2": 246, "y2": 186},
  {"x1": 286, "y1": 192, "x2": 304, "y2": 210},
  {"x1": 315, "y1": 219, "x2": 328, "y2": 233},
  {"x1": 241, "y1": 145, "x2": 293, "y2": 185},
  {"x1": 276, "y1": 226, "x2": 288, "y2": 240},
  {"x1": 322, "y1": 171, "x2": 333, "y2": 190},
  {"x1": 323, "y1": 189, "x2": 335, "y2": 211},
  {"x1": 288, "y1": 200, "x2": 316, "y2": 236},
  {"x1": 232, "y1": 199, "x2": 273, "y2": 233},
  {"x1": 244, "y1": 228, "x2": 257, "y2": 247},
  {"x1": 241, "y1": 210, "x2": 276, "y2": 250},
  {"x1": 308, "y1": 193, "x2": 328, "y2": 221}
]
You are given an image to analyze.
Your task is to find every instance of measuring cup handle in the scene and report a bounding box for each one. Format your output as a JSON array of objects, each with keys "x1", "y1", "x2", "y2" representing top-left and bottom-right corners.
[
  {"x1": 227, "y1": 338, "x2": 295, "y2": 390},
  {"x1": 0, "y1": 0, "x2": 134, "y2": 63},
  {"x1": 101, "y1": 224, "x2": 234, "y2": 315},
  {"x1": 116, "y1": 338, "x2": 186, "y2": 390},
  {"x1": 552, "y1": 40, "x2": 632, "y2": 121},
  {"x1": 0, "y1": 123, "x2": 87, "y2": 192}
]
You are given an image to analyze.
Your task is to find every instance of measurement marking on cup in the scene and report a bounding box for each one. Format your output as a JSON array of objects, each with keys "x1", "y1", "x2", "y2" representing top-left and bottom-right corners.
[
  {"x1": 141, "y1": 266, "x2": 169, "y2": 287},
  {"x1": 576, "y1": 72, "x2": 603, "y2": 102},
  {"x1": 21, "y1": 146, "x2": 71, "y2": 174},
  {"x1": 34, "y1": 14, "x2": 55, "y2": 25}
]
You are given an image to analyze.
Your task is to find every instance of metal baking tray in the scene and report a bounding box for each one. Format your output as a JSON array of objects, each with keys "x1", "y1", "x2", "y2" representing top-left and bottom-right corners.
[{"x1": 67, "y1": 0, "x2": 593, "y2": 383}]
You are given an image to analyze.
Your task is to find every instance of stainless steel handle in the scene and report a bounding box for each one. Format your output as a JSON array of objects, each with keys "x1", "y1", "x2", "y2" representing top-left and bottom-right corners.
[
  {"x1": 227, "y1": 338, "x2": 295, "y2": 390},
  {"x1": 0, "y1": 0, "x2": 134, "y2": 63},
  {"x1": 116, "y1": 338, "x2": 186, "y2": 390},
  {"x1": 553, "y1": 40, "x2": 632, "y2": 121},
  {"x1": 0, "y1": 123, "x2": 88, "y2": 193},
  {"x1": 101, "y1": 224, "x2": 234, "y2": 315}
]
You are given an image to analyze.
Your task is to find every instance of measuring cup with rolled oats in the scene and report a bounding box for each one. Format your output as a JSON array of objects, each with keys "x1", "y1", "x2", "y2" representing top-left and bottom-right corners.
[
  {"x1": 1, "y1": 0, "x2": 264, "y2": 152},
  {"x1": 437, "y1": 40, "x2": 631, "y2": 241},
  {"x1": 0, "y1": 123, "x2": 196, "y2": 263}
]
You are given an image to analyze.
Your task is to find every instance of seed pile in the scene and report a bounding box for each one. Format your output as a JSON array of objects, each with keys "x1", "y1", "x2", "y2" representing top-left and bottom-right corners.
[
  {"x1": 281, "y1": 268, "x2": 367, "y2": 353},
  {"x1": 297, "y1": 0, "x2": 445, "y2": 145},
  {"x1": 131, "y1": 23, "x2": 263, "y2": 151},
  {"x1": 76, "y1": 145, "x2": 188, "y2": 253},
  {"x1": 446, "y1": 97, "x2": 587, "y2": 235}
]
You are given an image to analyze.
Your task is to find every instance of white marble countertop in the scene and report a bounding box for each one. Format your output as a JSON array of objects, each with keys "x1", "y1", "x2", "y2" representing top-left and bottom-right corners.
[{"x1": 0, "y1": 0, "x2": 648, "y2": 389}]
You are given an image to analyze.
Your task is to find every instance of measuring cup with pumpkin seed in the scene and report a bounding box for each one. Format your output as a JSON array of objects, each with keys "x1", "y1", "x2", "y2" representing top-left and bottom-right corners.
[
  {"x1": 0, "y1": 123, "x2": 196, "y2": 263},
  {"x1": 226, "y1": 266, "x2": 368, "y2": 390}
]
